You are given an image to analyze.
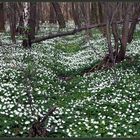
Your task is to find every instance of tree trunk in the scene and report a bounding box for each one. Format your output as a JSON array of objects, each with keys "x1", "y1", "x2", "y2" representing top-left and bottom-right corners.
[
  {"x1": 16, "y1": 2, "x2": 24, "y2": 35},
  {"x1": 35, "y1": 3, "x2": 40, "y2": 33},
  {"x1": 105, "y1": 3, "x2": 114, "y2": 65},
  {"x1": 128, "y1": 4, "x2": 140, "y2": 43},
  {"x1": 112, "y1": 21, "x2": 120, "y2": 56},
  {"x1": 8, "y1": 3, "x2": 17, "y2": 43},
  {"x1": 51, "y1": 2, "x2": 66, "y2": 28},
  {"x1": 49, "y1": 3, "x2": 57, "y2": 24},
  {"x1": 90, "y1": 2, "x2": 96, "y2": 24},
  {"x1": 80, "y1": 3, "x2": 86, "y2": 21},
  {"x1": 65, "y1": 3, "x2": 69, "y2": 21},
  {"x1": 118, "y1": 3, "x2": 132, "y2": 61},
  {"x1": 98, "y1": 2, "x2": 106, "y2": 36},
  {"x1": 71, "y1": 3, "x2": 81, "y2": 28},
  {"x1": 22, "y1": 2, "x2": 36, "y2": 48},
  {"x1": 28, "y1": 2, "x2": 36, "y2": 40},
  {"x1": 110, "y1": 3, "x2": 121, "y2": 60},
  {"x1": 0, "y1": 3, "x2": 5, "y2": 32}
]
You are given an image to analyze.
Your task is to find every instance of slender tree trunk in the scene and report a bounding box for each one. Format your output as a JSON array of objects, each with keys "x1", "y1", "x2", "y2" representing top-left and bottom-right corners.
[
  {"x1": 65, "y1": 3, "x2": 69, "y2": 21},
  {"x1": 71, "y1": 3, "x2": 81, "y2": 28},
  {"x1": 49, "y1": 3, "x2": 57, "y2": 24},
  {"x1": 8, "y1": 3, "x2": 17, "y2": 43},
  {"x1": 28, "y1": 2, "x2": 36, "y2": 40},
  {"x1": 0, "y1": 3, "x2": 5, "y2": 32},
  {"x1": 98, "y1": 2, "x2": 106, "y2": 36},
  {"x1": 35, "y1": 3, "x2": 40, "y2": 33},
  {"x1": 119, "y1": 3, "x2": 123, "y2": 21},
  {"x1": 128, "y1": 4, "x2": 140, "y2": 43},
  {"x1": 51, "y1": 2, "x2": 66, "y2": 28},
  {"x1": 80, "y1": 3, "x2": 86, "y2": 21},
  {"x1": 110, "y1": 3, "x2": 121, "y2": 60},
  {"x1": 17, "y1": 15, "x2": 24, "y2": 34},
  {"x1": 90, "y1": 2, "x2": 96, "y2": 24},
  {"x1": 118, "y1": 3, "x2": 132, "y2": 61},
  {"x1": 16, "y1": 2, "x2": 24, "y2": 35},
  {"x1": 80, "y1": 2, "x2": 92, "y2": 39},
  {"x1": 105, "y1": 3, "x2": 114, "y2": 65},
  {"x1": 22, "y1": 2, "x2": 36, "y2": 48},
  {"x1": 112, "y1": 21, "x2": 120, "y2": 56}
]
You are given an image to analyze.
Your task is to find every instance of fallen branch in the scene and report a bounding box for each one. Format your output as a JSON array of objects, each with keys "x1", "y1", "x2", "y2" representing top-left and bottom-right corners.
[
  {"x1": 28, "y1": 106, "x2": 56, "y2": 137},
  {"x1": 31, "y1": 18, "x2": 140, "y2": 44}
]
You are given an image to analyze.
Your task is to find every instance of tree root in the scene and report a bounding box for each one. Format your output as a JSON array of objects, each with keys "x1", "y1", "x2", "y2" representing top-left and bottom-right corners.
[{"x1": 83, "y1": 54, "x2": 115, "y2": 76}]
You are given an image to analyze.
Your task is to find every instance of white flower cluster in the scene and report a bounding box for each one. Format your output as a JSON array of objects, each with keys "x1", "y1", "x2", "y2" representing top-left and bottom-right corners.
[{"x1": 0, "y1": 24, "x2": 140, "y2": 137}]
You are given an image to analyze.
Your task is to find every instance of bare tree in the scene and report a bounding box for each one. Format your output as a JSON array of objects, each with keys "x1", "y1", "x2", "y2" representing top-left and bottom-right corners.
[{"x1": 18, "y1": 1, "x2": 140, "y2": 64}]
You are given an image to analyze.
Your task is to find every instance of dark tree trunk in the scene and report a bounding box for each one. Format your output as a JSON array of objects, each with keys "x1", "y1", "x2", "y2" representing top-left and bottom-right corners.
[
  {"x1": 110, "y1": 3, "x2": 121, "y2": 60},
  {"x1": 16, "y1": 2, "x2": 24, "y2": 35},
  {"x1": 71, "y1": 3, "x2": 81, "y2": 28},
  {"x1": 128, "y1": 4, "x2": 140, "y2": 43},
  {"x1": 65, "y1": 3, "x2": 69, "y2": 21},
  {"x1": 0, "y1": 3, "x2": 5, "y2": 32},
  {"x1": 17, "y1": 15, "x2": 24, "y2": 34},
  {"x1": 35, "y1": 3, "x2": 40, "y2": 33},
  {"x1": 118, "y1": 4, "x2": 132, "y2": 61},
  {"x1": 90, "y1": 2, "x2": 96, "y2": 24},
  {"x1": 80, "y1": 3, "x2": 86, "y2": 21},
  {"x1": 112, "y1": 21, "x2": 120, "y2": 56},
  {"x1": 105, "y1": 3, "x2": 115, "y2": 65},
  {"x1": 8, "y1": 3, "x2": 17, "y2": 43},
  {"x1": 28, "y1": 2, "x2": 36, "y2": 40},
  {"x1": 98, "y1": 2, "x2": 106, "y2": 36},
  {"x1": 22, "y1": 2, "x2": 36, "y2": 48},
  {"x1": 49, "y1": 3, "x2": 57, "y2": 24},
  {"x1": 51, "y1": 2, "x2": 66, "y2": 28}
]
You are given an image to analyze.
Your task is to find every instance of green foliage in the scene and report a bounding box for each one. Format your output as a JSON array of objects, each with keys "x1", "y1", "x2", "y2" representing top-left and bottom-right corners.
[
  {"x1": 0, "y1": 25, "x2": 140, "y2": 137},
  {"x1": 55, "y1": 43, "x2": 81, "y2": 53}
]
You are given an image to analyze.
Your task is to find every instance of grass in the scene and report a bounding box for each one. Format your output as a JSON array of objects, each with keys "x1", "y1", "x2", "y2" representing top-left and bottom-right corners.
[
  {"x1": 0, "y1": 25, "x2": 140, "y2": 137},
  {"x1": 55, "y1": 43, "x2": 81, "y2": 53}
]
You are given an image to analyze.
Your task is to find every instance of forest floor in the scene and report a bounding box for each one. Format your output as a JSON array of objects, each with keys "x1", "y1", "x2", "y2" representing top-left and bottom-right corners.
[{"x1": 0, "y1": 23, "x2": 140, "y2": 137}]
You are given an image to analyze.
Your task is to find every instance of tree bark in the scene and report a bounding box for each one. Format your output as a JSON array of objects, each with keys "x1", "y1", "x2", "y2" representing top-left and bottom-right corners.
[
  {"x1": 90, "y1": 2, "x2": 96, "y2": 24},
  {"x1": 22, "y1": 2, "x2": 36, "y2": 48},
  {"x1": 51, "y1": 2, "x2": 66, "y2": 28},
  {"x1": 49, "y1": 3, "x2": 57, "y2": 24},
  {"x1": 0, "y1": 3, "x2": 5, "y2": 32},
  {"x1": 8, "y1": 3, "x2": 17, "y2": 43},
  {"x1": 98, "y1": 2, "x2": 106, "y2": 36},
  {"x1": 16, "y1": 2, "x2": 24, "y2": 35},
  {"x1": 71, "y1": 3, "x2": 81, "y2": 28},
  {"x1": 118, "y1": 3, "x2": 132, "y2": 61},
  {"x1": 105, "y1": 3, "x2": 115, "y2": 65},
  {"x1": 112, "y1": 21, "x2": 120, "y2": 56},
  {"x1": 65, "y1": 3, "x2": 69, "y2": 21},
  {"x1": 128, "y1": 4, "x2": 140, "y2": 43},
  {"x1": 28, "y1": 2, "x2": 36, "y2": 40}
]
